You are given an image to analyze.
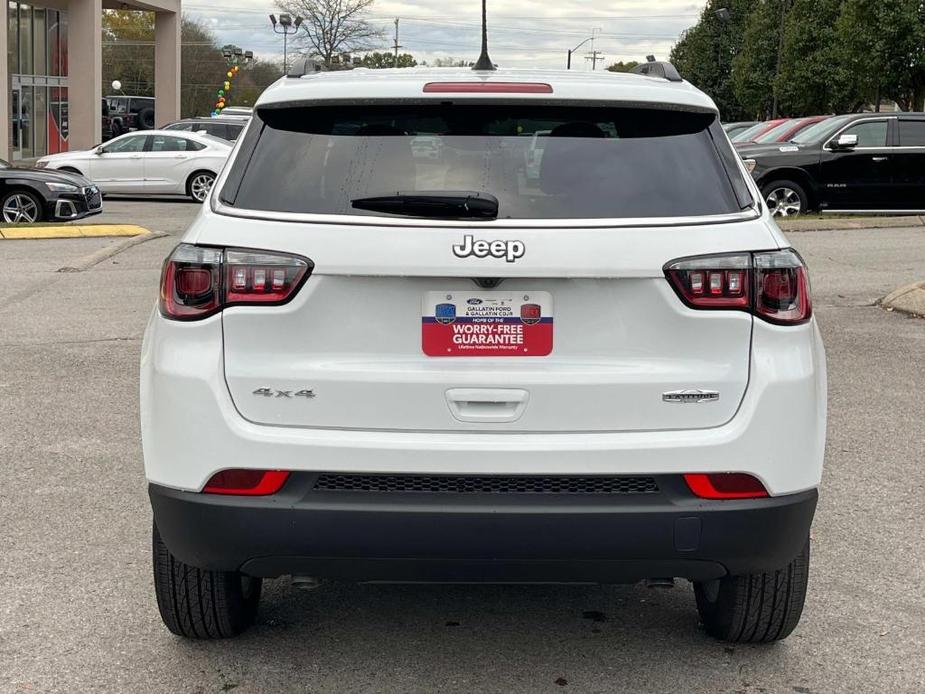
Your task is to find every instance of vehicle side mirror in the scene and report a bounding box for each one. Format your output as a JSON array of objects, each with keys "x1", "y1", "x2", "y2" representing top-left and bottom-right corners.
[
  {"x1": 95, "y1": 146, "x2": 106, "y2": 155},
  {"x1": 833, "y1": 133, "x2": 858, "y2": 150}
]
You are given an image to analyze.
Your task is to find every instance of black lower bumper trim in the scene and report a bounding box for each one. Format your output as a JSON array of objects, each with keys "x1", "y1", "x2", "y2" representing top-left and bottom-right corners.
[{"x1": 150, "y1": 474, "x2": 817, "y2": 583}]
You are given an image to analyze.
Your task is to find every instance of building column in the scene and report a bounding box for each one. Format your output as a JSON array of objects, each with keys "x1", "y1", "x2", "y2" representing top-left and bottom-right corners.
[
  {"x1": 0, "y1": 3, "x2": 9, "y2": 161},
  {"x1": 67, "y1": 0, "x2": 102, "y2": 150},
  {"x1": 154, "y1": 11, "x2": 180, "y2": 126}
]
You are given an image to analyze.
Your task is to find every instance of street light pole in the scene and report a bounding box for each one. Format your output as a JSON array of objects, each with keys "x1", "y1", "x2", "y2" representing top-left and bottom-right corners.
[
  {"x1": 270, "y1": 13, "x2": 304, "y2": 74},
  {"x1": 567, "y1": 34, "x2": 598, "y2": 70},
  {"x1": 771, "y1": 0, "x2": 790, "y2": 119}
]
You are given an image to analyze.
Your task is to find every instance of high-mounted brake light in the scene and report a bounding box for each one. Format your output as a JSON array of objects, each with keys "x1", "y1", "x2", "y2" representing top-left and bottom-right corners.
[
  {"x1": 664, "y1": 249, "x2": 811, "y2": 325},
  {"x1": 203, "y1": 469, "x2": 290, "y2": 496},
  {"x1": 684, "y1": 473, "x2": 769, "y2": 500},
  {"x1": 423, "y1": 82, "x2": 553, "y2": 94},
  {"x1": 159, "y1": 244, "x2": 313, "y2": 320}
]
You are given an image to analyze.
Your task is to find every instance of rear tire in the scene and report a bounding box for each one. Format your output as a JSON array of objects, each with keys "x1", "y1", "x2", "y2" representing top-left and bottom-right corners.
[
  {"x1": 152, "y1": 522, "x2": 261, "y2": 639},
  {"x1": 187, "y1": 171, "x2": 216, "y2": 202},
  {"x1": 694, "y1": 538, "x2": 810, "y2": 643},
  {"x1": 761, "y1": 179, "x2": 809, "y2": 217}
]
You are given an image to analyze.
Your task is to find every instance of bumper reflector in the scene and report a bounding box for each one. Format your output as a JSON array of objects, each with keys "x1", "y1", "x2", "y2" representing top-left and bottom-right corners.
[
  {"x1": 683, "y1": 473, "x2": 769, "y2": 500},
  {"x1": 202, "y1": 469, "x2": 290, "y2": 496}
]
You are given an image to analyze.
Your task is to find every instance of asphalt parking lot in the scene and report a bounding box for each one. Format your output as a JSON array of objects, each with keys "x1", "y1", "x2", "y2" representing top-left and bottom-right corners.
[{"x1": 1, "y1": 203, "x2": 924, "y2": 693}]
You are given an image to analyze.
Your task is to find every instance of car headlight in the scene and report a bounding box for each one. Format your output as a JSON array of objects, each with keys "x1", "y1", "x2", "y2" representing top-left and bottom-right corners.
[
  {"x1": 742, "y1": 158, "x2": 757, "y2": 174},
  {"x1": 46, "y1": 182, "x2": 79, "y2": 193},
  {"x1": 34, "y1": 161, "x2": 48, "y2": 168}
]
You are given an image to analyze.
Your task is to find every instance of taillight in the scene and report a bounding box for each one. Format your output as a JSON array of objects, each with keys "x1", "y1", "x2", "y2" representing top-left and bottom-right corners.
[
  {"x1": 753, "y1": 250, "x2": 812, "y2": 324},
  {"x1": 159, "y1": 244, "x2": 312, "y2": 320},
  {"x1": 665, "y1": 249, "x2": 811, "y2": 325},
  {"x1": 683, "y1": 473, "x2": 769, "y2": 500},
  {"x1": 202, "y1": 469, "x2": 290, "y2": 496}
]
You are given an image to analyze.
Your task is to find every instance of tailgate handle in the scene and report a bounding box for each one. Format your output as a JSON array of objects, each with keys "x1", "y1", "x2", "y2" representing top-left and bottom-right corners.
[{"x1": 445, "y1": 389, "x2": 529, "y2": 424}]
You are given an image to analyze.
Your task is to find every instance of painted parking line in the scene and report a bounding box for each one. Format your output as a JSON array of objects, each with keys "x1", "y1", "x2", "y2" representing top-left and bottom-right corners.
[{"x1": 0, "y1": 224, "x2": 150, "y2": 240}]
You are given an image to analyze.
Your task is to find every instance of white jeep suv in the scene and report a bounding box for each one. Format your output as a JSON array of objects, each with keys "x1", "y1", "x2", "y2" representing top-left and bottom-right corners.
[{"x1": 142, "y1": 64, "x2": 826, "y2": 642}]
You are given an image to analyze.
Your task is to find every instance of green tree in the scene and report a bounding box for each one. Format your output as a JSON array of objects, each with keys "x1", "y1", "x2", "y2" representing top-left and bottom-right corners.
[
  {"x1": 357, "y1": 51, "x2": 417, "y2": 68},
  {"x1": 730, "y1": 1, "x2": 781, "y2": 118},
  {"x1": 836, "y1": 0, "x2": 925, "y2": 111},
  {"x1": 606, "y1": 61, "x2": 639, "y2": 73},
  {"x1": 776, "y1": 0, "x2": 856, "y2": 115},
  {"x1": 670, "y1": 0, "x2": 754, "y2": 120}
]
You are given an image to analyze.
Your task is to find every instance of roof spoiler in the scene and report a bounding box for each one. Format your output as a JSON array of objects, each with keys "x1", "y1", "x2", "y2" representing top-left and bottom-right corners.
[{"x1": 630, "y1": 59, "x2": 683, "y2": 83}]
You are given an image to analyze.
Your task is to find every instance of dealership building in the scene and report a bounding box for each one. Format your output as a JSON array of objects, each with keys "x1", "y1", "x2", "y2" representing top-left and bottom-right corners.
[{"x1": 2, "y1": 0, "x2": 180, "y2": 161}]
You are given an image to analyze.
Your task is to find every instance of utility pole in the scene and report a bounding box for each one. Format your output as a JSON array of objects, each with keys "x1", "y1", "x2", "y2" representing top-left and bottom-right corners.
[
  {"x1": 585, "y1": 27, "x2": 604, "y2": 71},
  {"x1": 393, "y1": 18, "x2": 402, "y2": 68},
  {"x1": 585, "y1": 50, "x2": 605, "y2": 71}
]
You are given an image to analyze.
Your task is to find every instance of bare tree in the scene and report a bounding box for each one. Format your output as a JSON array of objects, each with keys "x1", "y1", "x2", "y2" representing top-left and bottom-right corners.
[{"x1": 275, "y1": 0, "x2": 384, "y2": 68}]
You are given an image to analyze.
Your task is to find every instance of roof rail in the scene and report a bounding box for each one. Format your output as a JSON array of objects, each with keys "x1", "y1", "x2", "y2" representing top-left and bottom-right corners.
[
  {"x1": 630, "y1": 59, "x2": 683, "y2": 83},
  {"x1": 286, "y1": 58, "x2": 324, "y2": 78}
]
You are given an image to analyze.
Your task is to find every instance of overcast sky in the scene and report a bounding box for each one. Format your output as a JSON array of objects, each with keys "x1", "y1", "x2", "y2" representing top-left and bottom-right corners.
[{"x1": 182, "y1": 0, "x2": 706, "y2": 70}]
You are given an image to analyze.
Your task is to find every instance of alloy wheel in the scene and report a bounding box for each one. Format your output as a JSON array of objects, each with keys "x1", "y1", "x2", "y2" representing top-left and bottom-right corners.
[
  {"x1": 765, "y1": 187, "x2": 802, "y2": 217},
  {"x1": 2, "y1": 193, "x2": 40, "y2": 223},
  {"x1": 190, "y1": 173, "x2": 215, "y2": 203}
]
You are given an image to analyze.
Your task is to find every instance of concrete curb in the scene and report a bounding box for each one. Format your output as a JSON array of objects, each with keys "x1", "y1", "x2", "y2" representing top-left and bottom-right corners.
[
  {"x1": 57, "y1": 231, "x2": 170, "y2": 273},
  {"x1": 779, "y1": 216, "x2": 925, "y2": 233},
  {"x1": 880, "y1": 282, "x2": 925, "y2": 318},
  {"x1": 0, "y1": 224, "x2": 150, "y2": 240}
]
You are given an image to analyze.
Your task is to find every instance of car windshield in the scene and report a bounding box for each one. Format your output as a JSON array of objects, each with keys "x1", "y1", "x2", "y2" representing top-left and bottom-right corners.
[
  {"x1": 731, "y1": 122, "x2": 770, "y2": 142},
  {"x1": 791, "y1": 115, "x2": 852, "y2": 144},
  {"x1": 754, "y1": 119, "x2": 801, "y2": 144},
  {"x1": 221, "y1": 103, "x2": 752, "y2": 220}
]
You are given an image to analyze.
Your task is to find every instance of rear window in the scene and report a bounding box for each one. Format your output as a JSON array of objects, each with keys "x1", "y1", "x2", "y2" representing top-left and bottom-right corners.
[{"x1": 221, "y1": 104, "x2": 752, "y2": 220}]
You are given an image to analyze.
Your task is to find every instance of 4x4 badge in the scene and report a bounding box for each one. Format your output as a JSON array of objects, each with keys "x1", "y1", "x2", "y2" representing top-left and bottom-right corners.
[
  {"x1": 453, "y1": 235, "x2": 525, "y2": 263},
  {"x1": 253, "y1": 388, "x2": 315, "y2": 399}
]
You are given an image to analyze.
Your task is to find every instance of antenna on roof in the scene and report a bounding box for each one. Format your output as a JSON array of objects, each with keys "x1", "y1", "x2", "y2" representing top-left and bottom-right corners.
[{"x1": 472, "y1": 0, "x2": 496, "y2": 71}]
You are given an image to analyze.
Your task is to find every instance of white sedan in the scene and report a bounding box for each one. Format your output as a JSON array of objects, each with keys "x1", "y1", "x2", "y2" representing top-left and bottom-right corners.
[{"x1": 36, "y1": 130, "x2": 233, "y2": 202}]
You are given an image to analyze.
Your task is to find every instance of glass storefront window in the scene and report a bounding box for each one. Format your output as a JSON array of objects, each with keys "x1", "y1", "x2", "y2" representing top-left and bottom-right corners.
[
  {"x1": 8, "y1": 2, "x2": 17, "y2": 75},
  {"x1": 21, "y1": 84, "x2": 33, "y2": 158},
  {"x1": 57, "y1": 8, "x2": 66, "y2": 76},
  {"x1": 33, "y1": 85, "x2": 46, "y2": 156},
  {"x1": 32, "y1": 5, "x2": 44, "y2": 75},
  {"x1": 18, "y1": 3, "x2": 32, "y2": 75},
  {"x1": 46, "y1": 9, "x2": 58, "y2": 76},
  {"x1": 7, "y1": 3, "x2": 70, "y2": 158}
]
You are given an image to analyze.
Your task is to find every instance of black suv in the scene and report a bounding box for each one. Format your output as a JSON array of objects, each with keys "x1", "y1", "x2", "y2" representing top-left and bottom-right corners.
[
  {"x1": 738, "y1": 113, "x2": 925, "y2": 216},
  {"x1": 104, "y1": 95, "x2": 156, "y2": 139}
]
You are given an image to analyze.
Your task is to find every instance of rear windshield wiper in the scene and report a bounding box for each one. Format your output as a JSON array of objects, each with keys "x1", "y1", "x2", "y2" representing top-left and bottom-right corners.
[{"x1": 351, "y1": 191, "x2": 499, "y2": 220}]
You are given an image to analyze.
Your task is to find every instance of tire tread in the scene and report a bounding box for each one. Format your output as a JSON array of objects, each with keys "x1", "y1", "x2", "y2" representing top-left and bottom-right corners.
[
  {"x1": 695, "y1": 539, "x2": 810, "y2": 643},
  {"x1": 152, "y1": 523, "x2": 259, "y2": 639}
]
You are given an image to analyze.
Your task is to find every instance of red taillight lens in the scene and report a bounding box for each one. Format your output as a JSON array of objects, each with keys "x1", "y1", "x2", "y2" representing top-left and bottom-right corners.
[
  {"x1": 160, "y1": 246, "x2": 223, "y2": 320},
  {"x1": 665, "y1": 254, "x2": 751, "y2": 310},
  {"x1": 753, "y1": 250, "x2": 812, "y2": 324},
  {"x1": 683, "y1": 473, "x2": 769, "y2": 499},
  {"x1": 664, "y1": 249, "x2": 811, "y2": 325},
  {"x1": 202, "y1": 469, "x2": 290, "y2": 496},
  {"x1": 159, "y1": 244, "x2": 312, "y2": 320}
]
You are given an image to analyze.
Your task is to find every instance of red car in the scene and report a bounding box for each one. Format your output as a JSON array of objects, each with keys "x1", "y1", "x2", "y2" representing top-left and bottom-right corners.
[
  {"x1": 749, "y1": 116, "x2": 831, "y2": 145},
  {"x1": 730, "y1": 118, "x2": 788, "y2": 144}
]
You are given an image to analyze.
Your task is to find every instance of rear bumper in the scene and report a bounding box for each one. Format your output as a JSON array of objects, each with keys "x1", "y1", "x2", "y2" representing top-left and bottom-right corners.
[
  {"x1": 150, "y1": 475, "x2": 817, "y2": 583},
  {"x1": 141, "y1": 312, "x2": 827, "y2": 496}
]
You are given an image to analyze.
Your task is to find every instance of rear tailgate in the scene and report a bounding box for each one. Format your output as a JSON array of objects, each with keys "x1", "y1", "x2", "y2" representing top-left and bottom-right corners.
[{"x1": 201, "y1": 218, "x2": 775, "y2": 433}]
